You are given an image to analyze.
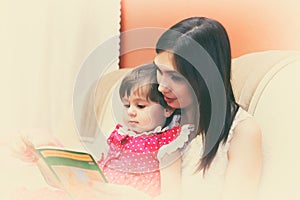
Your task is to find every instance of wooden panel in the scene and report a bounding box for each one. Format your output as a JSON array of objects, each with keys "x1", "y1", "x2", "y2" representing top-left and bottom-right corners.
[{"x1": 120, "y1": 0, "x2": 300, "y2": 68}]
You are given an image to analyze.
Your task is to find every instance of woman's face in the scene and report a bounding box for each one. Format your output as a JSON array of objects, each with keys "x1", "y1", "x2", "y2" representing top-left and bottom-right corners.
[{"x1": 154, "y1": 52, "x2": 195, "y2": 109}]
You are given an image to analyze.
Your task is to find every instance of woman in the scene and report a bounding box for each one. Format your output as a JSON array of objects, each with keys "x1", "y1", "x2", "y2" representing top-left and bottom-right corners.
[{"x1": 71, "y1": 17, "x2": 262, "y2": 200}]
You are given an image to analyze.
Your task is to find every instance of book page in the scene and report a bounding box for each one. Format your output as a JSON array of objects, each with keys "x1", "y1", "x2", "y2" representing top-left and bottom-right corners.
[{"x1": 37, "y1": 148, "x2": 108, "y2": 187}]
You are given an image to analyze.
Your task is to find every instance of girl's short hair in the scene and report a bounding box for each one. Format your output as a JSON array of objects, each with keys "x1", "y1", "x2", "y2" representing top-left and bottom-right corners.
[{"x1": 119, "y1": 63, "x2": 167, "y2": 108}]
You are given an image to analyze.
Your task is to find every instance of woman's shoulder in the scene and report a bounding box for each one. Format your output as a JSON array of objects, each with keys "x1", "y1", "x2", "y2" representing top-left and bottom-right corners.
[
  {"x1": 228, "y1": 113, "x2": 262, "y2": 158},
  {"x1": 232, "y1": 117, "x2": 261, "y2": 142},
  {"x1": 232, "y1": 107, "x2": 261, "y2": 140}
]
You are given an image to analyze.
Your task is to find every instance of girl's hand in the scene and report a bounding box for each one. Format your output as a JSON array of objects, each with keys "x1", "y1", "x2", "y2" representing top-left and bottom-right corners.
[
  {"x1": 11, "y1": 129, "x2": 63, "y2": 163},
  {"x1": 11, "y1": 135, "x2": 40, "y2": 163}
]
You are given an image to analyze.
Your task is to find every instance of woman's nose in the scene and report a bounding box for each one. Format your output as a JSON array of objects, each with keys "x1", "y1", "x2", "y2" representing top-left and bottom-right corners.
[{"x1": 158, "y1": 83, "x2": 171, "y2": 94}]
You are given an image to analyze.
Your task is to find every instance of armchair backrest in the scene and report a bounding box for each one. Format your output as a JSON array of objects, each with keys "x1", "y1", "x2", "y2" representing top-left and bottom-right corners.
[{"x1": 232, "y1": 50, "x2": 300, "y2": 199}]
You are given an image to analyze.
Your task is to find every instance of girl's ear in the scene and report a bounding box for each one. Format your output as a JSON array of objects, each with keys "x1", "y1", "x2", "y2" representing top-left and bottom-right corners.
[{"x1": 164, "y1": 106, "x2": 175, "y2": 118}]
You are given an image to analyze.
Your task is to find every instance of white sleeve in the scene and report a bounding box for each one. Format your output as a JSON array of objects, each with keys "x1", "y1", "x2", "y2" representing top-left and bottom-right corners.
[{"x1": 157, "y1": 124, "x2": 194, "y2": 162}]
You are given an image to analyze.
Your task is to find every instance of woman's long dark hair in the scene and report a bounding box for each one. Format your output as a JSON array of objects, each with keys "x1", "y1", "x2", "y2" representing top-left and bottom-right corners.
[{"x1": 156, "y1": 17, "x2": 239, "y2": 174}]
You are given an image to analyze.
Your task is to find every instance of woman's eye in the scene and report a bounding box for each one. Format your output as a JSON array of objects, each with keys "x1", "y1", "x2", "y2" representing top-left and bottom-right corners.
[
  {"x1": 137, "y1": 104, "x2": 146, "y2": 109},
  {"x1": 171, "y1": 75, "x2": 183, "y2": 81}
]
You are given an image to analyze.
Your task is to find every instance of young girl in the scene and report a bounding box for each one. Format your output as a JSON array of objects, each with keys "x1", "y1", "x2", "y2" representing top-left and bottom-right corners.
[
  {"x1": 13, "y1": 63, "x2": 193, "y2": 199},
  {"x1": 98, "y1": 63, "x2": 192, "y2": 197}
]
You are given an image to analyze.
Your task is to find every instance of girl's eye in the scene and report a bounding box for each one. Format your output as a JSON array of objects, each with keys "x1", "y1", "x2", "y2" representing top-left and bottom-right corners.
[
  {"x1": 137, "y1": 104, "x2": 146, "y2": 109},
  {"x1": 123, "y1": 104, "x2": 130, "y2": 108}
]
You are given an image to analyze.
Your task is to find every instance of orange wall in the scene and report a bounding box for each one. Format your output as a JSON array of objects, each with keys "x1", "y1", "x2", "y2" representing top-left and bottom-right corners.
[{"x1": 120, "y1": 0, "x2": 300, "y2": 68}]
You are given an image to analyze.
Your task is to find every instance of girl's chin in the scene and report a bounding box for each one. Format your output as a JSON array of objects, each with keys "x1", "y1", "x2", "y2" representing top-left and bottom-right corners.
[
  {"x1": 127, "y1": 128, "x2": 141, "y2": 134},
  {"x1": 126, "y1": 125, "x2": 143, "y2": 133},
  {"x1": 127, "y1": 126, "x2": 154, "y2": 134}
]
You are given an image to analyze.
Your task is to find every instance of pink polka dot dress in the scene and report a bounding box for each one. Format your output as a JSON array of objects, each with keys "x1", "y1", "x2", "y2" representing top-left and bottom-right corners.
[{"x1": 98, "y1": 124, "x2": 181, "y2": 197}]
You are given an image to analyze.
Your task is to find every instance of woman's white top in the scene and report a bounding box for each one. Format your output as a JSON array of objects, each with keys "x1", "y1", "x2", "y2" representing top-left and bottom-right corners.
[{"x1": 180, "y1": 107, "x2": 252, "y2": 200}]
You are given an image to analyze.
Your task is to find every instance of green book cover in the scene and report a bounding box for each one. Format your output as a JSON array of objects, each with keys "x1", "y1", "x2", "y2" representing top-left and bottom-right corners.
[{"x1": 36, "y1": 147, "x2": 108, "y2": 188}]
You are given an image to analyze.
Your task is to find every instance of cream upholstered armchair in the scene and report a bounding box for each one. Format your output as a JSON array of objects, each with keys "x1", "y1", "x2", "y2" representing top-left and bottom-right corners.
[
  {"x1": 2, "y1": 50, "x2": 298, "y2": 199},
  {"x1": 89, "y1": 50, "x2": 300, "y2": 199},
  {"x1": 231, "y1": 50, "x2": 300, "y2": 199}
]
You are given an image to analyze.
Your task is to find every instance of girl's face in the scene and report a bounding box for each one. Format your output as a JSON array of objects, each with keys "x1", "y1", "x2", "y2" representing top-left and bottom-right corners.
[
  {"x1": 121, "y1": 94, "x2": 172, "y2": 133},
  {"x1": 154, "y1": 52, "x2": 195, "y2": 109}
]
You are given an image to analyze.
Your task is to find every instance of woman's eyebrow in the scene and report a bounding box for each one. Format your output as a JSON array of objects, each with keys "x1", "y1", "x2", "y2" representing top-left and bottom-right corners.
[{"x1": 153, "y1": 61, "x2": 180, "y2": 75}]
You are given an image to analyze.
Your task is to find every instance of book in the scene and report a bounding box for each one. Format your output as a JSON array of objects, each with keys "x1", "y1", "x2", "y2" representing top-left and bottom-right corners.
[{"x1": 36, "y1": 146, "x2": 108, "y2": 190}]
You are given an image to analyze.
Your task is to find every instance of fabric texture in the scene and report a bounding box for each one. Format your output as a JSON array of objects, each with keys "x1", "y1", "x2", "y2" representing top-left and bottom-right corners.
[
  {"x1": 180, "y1": 107, "x2": 252, "y2": 200},
  {"x1": 98, "y1": 124, "x2": 181, "y2": 197}
]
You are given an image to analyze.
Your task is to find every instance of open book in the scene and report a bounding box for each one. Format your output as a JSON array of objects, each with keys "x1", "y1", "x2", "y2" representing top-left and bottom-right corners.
[{"x1": 36, "y1": 146, "x2": 108, "y2": 190}]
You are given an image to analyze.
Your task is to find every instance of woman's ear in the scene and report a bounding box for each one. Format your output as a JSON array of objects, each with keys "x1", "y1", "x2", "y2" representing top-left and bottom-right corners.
[{"x1": 164, "y1": 106, "x2": 175, "y2": 118}]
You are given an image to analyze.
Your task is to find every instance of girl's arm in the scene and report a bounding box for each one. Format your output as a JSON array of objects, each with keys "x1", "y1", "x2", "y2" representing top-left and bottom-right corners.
[
  {"x1": 28, "y1": 140, "x2": 64, "y2": 189},
  {"x1": 222, "y1": 118, "x2": 262, "y2": 200},
  {"x1": 13, "y1": 135, "x2": 63, "y2": 188},
  {"x1": 36, "y1": 157, "x2": 63, "y2": 188}
]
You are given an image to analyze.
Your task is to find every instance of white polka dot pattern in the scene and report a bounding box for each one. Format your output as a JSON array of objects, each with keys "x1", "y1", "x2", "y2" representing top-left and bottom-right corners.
[{"x1": 98, "y1": 124, "x2": 181, "y2": 197}]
